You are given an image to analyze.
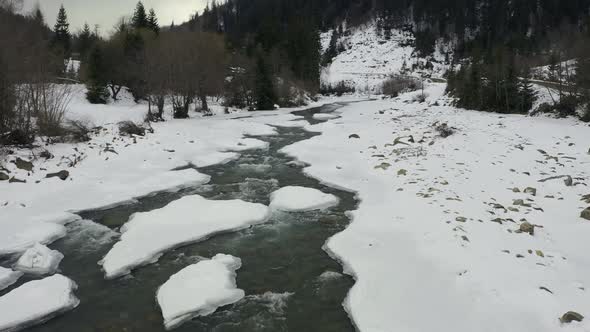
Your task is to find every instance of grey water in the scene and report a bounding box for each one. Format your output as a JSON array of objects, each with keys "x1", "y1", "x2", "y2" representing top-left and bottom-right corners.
[{"x1": 4, "y1": 104, "x2": 357, "y2": 332}]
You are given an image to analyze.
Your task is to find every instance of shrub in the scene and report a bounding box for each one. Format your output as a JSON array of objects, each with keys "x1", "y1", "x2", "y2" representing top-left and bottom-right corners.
[
  {"x1": 320, "y1": 81, "x2": 355, "y2": 96},
  {"x1": 36, "y1": 84, "x2": 73, "y2": 137},
  {"x1": 118, "y1": 121, "x2": 146, "y2": 136},
  {"x1": 381, "y1": 75, "x2": 419, "y2": 97},
  {"x1": 63, "y1": 119, "x2": 92, "y2": 142}
]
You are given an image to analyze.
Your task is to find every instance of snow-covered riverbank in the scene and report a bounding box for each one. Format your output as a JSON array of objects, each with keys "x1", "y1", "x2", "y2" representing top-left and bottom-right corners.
[{"x1": 282, "y1": 83, "x2": 590, "y2": 331}]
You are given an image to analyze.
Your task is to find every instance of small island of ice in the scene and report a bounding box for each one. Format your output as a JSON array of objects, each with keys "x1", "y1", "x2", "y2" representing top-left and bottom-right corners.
[
  {"x1": 270, "y1": 186, "x2": 339, "y2": 212},
  {"x1": 101, "y1": 195, "x2": 270, "y2": 279},
  {"x1": 14, "y1": 243, "x2": 64, "y2": 275},
  {"x1": 156, "y1": 254, "x2": 245, "y2": 330},
  {"x1": 313, "y1": 113, "x2": 340, "y2": 120},
  {"x1": 0, "y1": 267, "x2": 23, "y2": 291},
  {"x1": 0, "y1": 275, "x2": 79, "y2": 331}
]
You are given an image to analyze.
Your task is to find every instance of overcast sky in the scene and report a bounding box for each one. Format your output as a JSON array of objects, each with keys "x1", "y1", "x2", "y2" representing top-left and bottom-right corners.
[{"x1": 22, "y1": 0, "x2": 208, "y2": 35}]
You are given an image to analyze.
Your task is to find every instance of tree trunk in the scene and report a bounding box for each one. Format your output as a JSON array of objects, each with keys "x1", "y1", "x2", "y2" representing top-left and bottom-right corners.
[{"x1": 109, "y1": 84, "x2": 122, "y2": 101}]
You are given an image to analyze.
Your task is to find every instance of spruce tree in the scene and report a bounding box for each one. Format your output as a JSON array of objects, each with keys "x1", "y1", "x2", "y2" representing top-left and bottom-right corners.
[
  {"x1": 78, "y1": 23, "x2": 93, "y2": 59},
  {"x1": 518, "y1": 66, "x2": 536, "y2": 114},
  {"x1": 147, "y1": 9, "x2": 159, "y2": 34},
  {"x1": 132, "y1": 1, "x2": 148, "y2": 29},
  {"x1": 52, "y1": 5, "x2": 71, "y2": 55},
  {"x1": 255, "y1": 55, "x2": 276, "y2": 110},
  {"x1": 85, "y1": 46, "x2": 110, "y2": 104}
]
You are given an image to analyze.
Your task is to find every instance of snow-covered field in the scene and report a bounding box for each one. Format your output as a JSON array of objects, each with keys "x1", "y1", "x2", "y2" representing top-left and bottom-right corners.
[{"x1": 282, "y1": 83, "x2": 590, "y2": 331}]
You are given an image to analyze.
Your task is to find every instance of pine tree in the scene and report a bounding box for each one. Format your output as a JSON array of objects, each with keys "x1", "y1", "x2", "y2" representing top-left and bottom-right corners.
[
  {"x1": 52, "y1": 5, "x2": 71, "y2": 55},
  {"x1": 254, "y1": 55, "x2": 276, "y2": 110},
  {"x1": 147, "y1": 9, "x2": 159, "y2": 34},
  {"x1": 32, "y1": 4, "x2": 44, "y2": 26},
  {"x1": 132, "y1": 1, "x2": 148, "y2": 29},
  {"x1": 518, "y1": 66, "x2": 536, "y2": 113},
  {"x1": 85, "y1": 46, "x2": 110, "y2": 104},
  {"x1": 78, "y1": 23, "x2": 93, "y2": 59}
]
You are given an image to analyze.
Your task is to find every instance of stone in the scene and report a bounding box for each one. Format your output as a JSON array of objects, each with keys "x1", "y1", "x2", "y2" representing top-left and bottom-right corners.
[
  {"x1": 374, "y1": 163, "x2": 391, "y2": 170},
  {"x1": 536, "y1": 250, "x2": 545, "y2": 258},
  {"x1": 560, "y1": 311, "x2": 584, "y2": 324},
  {"x1": 13, "y1": 157, "x2": 33, "y2": 171},
  {"x1": 524, "y1": 187, "x2": 537, "y2": 196},
  {"x1": 46, "y1": 170, "x2": 70, "y2": 181},
  {"x1": 349, "y1": 134, "x2": 360, "y2": 139},
  {"x1": 0, "y1": 172, "x2": 8, "y2": 181},
  {"x1": 564, "y1": 176, "x2": 573, "y2": 187},
  {"x1": 581, "y1": 207, "x2": 590, "y2": 221},
  {"x1": 519, "y1": 222, "x2": 535, "y2": 235},
  {"x1": 397, "y1": 169, "x2": 407, "y2": 176},
  {"x1": 9, "y1": 177, "x2": 26, "y2": 184},
  {"x1": 512, "y1": 187, "x2": 521, "y2": 193},
  {"x1": 456, "y1": 217, "x2": 467, "y2": 223}
]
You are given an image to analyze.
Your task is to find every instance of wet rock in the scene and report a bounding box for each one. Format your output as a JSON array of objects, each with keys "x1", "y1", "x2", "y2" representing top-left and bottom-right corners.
[
  {"x1": 9, "y1": 177, "x2": 26, "y2": 183},
  {"x1": 46, "y1": 170, "x2": 70, "y2": 181},
  {"x1": 13, "y1": 157, "x2": 33, "y2": 171},
  {"x1": 0, "y1": 172, "x2": 8, "y2": 181},
  {"x1": 349, "y1": 134, "x2": 360, "y2": 139},
  {"x1": 560, "y1": 311, "x2": 584, "y2": 323},
  {"x1": 581, "y1": 208, "x2": 590, "y2": 221},
  {"x1": 519, "y1": 222, "x2": 535, "y2": 235},
  {"x1": 524, "y1": 187, "x2": 537, "y2": 196}
]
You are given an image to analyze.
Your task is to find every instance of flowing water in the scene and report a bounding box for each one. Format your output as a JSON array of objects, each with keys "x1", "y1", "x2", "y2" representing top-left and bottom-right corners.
[{"x1": 6, "y1": 104, "x2": 358, "y2": 332}]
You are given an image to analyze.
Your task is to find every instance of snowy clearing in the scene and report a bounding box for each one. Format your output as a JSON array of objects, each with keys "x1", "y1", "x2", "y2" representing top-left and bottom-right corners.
[
  {"x1": 0, "y1": 275, "x2": 79, "y2": 332},
  {"x1": 156, "y1": 254, "x2": 244, "y2": 330},
  {"x1": 0, "y1": 267, "x2": 23, "y2": 291},
  {"x1": 282, "y1": 83, "x2": 590, "y2": 331},
  {"x1": 101, "y1": 195, "x2": 270, "y2": 279},
  {"x1": 270, "y1": 186, "x2": 340, "y2": 212},
  {"x1": 14, "y1": 243, "x2": 64, "y2": 276}
]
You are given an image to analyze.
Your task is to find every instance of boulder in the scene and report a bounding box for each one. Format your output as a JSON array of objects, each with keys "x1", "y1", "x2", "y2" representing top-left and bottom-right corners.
[
  {"x1": 13, "y1": 157, "x2": 33, "y2": 171},
  {"x1": 560, "y1": 311, "x2": 584, "y2": 324},
  {"x1": 581, "y1": 207, "x2": 590, "y2": 221},
  {"x1": 519, "y1": 222, "x2": 535, "y2": 235},
  {"x1": 46, "y1": 170, "x2": 70, "y2": 181},
  {"x1": 9, "y1": 177, "x2": 26, "y2": 184},
  {"x1": 349, "y1": 134, "x2": 360, "y2": 139},
  {"x1": 0, "y1": 172, "x2": 8, "y2": 181},
  {"x1": 524, "y1": 187, "x2": 537, "y2": 196}
]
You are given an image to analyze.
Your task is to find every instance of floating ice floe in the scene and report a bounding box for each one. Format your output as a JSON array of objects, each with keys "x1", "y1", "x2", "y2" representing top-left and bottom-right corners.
[
  {"x1": 101, "y1": 195, "x2": 270, "y2": 279},
  {"x1": 0, "y1": 275, "x2": 79, "y2": 331},
  {"x1": 156, "y1": 254, "x2": 244, "y2": 330},
  {"x1": 0, "y1": 267, "x2": 23, "y2": 291},
  {"x1": 14, "y1": 243, "x2": 64, "y2": 275},
  {"x1": 270, "y1": 186, "x2": 339, "y2": 212}
]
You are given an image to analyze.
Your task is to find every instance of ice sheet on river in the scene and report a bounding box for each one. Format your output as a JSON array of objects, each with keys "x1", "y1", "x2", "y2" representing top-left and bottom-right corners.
[
  {"x1": 157, "y1": 254, "x2": 244, "y2": 330},
  {"x1": 101, "y1": 195, "x2": 270, "y2": 279},
  {"x1": 14, "y1": 243, "x2": 64, "y2": 275},
  {"x1": 0, "y1": 267, "x2": 23, "y2": 291},
  {"x1": 0, "y1": 275, "x2": 79, "y2": 331},
  {"x1": 270, "y1": 186, "x2": 339, "y2": 212}
]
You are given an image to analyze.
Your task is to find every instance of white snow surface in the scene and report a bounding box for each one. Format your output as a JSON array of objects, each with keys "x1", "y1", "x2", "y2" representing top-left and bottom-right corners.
[
  {"x1": 14, "y1": 243, "x2": 64, "y2": 275},
  {"x1": 281, "y1": 83, "x2": 590, "y2": 332},
  {"x1": 0, "y1": 267, "x2": 23, "y2": 291},
  {"x1": 270, "y1": 186, "x2": 339, "y2": 212},
  {"x1": 313, "y1": 113, "x2": 340, "y2": 120},
  {"x1": 156, "y1": 254, "x2": 244, "y2": 330},
  {"x1": 101, "y1": 195, "x2": 270, "y2": 279},
  {"x1": 0, "y1": 275, "x2": 79, "y2": 331}
]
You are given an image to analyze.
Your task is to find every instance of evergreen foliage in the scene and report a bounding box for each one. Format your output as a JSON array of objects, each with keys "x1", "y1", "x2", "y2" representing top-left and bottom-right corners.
[
  {"x1": 132, "y1": 1, "x2": 148, "y2": 30},
  {"x1": 85, "y1": 46, "x2": 110, "y2": 104},
  {"x1": 52, "y1": 5, "x2": 71, "y2": 55}
]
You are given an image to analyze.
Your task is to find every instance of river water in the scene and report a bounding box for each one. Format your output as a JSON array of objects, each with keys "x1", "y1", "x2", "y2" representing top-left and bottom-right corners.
[{"x1": 13, "y1": 104, "x2": 357, "y2": 332}]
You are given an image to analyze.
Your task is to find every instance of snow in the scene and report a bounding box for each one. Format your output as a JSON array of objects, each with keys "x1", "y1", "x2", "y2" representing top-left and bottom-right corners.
[
  {"x1": 101, "y1": 195, "x2": 270, "y2": 279},
  {"x1": 313, "y1": 113, "x2": 340, "y2": 120},
  {"x1": 0, "y1": 267, "x2": 23, "y2": 291},
  {"x1": 0, "y1": 275, "x2": 79, "y2": 331},
  {"x1": 14, "y1": 243, "x2": 64, "y2": 275},
  {"x1": 156, "y1": 254, "x2": 244, "y2": 330},
  {"x1": 270, "y1": 186, "x2": 339, "y2": 212},
  {"x1": 321, "y1": 22, "x2": 449, "y2": 93},
  {"x1": 281, "y1": 83, "x2": 590, "y2": 331}
]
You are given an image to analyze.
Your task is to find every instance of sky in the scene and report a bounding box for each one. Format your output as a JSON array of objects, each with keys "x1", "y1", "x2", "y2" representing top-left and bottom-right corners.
[{"x1": 22, "y1": 0, "x2": 208, "y2": 35}]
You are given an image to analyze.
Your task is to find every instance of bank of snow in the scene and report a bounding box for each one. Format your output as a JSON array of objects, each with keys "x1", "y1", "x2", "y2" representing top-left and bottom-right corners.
[
  {"x1": 270, "y1": 186, "x2": 339, "y2": 212},
  {"x1": 14, "y1": 243, "x2": 64, "y2": 275},
  {"x1": 101, "y1": 195, "x2": 270, "y2": 279},
  {"x1": 157, "y1": 254, "x2": 244, "y2": 330},
  {"x1": 0, "y1": 275, "x2": 79, "y2": 331},
  {"x1": 282, "y1": 83, "x2": 590, "y2": 331}
]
